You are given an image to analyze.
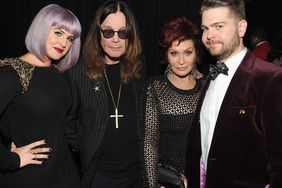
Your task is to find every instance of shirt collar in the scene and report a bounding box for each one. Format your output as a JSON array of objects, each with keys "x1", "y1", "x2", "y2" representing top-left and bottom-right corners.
[{"x1": 224, "y1": 47, "x2": 247, "y2": 77}]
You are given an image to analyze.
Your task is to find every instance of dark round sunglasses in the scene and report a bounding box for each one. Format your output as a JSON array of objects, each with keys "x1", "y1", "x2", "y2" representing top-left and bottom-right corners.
[{"x1": 100, "y1": 28, "x2": 127, "y2": 40}]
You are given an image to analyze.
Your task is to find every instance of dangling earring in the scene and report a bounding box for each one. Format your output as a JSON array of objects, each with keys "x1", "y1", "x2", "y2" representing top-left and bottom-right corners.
[
  {"x1": 191, "y1": 64, "x2": 198, "y2": 75},
  {"x1": 165, "y1": 64, "x2": 172, "y2": 77},
  {"x1": 191, "y1": 64, "x2": 201, "y2": 79}
]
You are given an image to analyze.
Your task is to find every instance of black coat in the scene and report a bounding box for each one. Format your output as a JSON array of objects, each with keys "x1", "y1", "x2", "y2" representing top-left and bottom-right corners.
[{"x1": 64, "y1": 60, "x2": 146, "y2": 188}]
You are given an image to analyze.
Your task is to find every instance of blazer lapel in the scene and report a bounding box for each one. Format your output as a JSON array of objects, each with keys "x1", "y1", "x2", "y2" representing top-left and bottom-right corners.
[
  {"x1": 209, "y1": 51, "x2": 255, "y2": 151},
  {"x1": 91, "y1": 76, "x2": 108, "y2": 118},
  {"x1": 193, "y1": 76, "x2": 212, "y2": 125},
  {"x1": 89, "y1": 76, "x2": 109, "y2": 153}
]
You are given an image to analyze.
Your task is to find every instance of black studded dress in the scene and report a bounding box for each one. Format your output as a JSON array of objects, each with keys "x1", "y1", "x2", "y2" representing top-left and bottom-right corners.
[{"x1": 0, "y1": 58, "x2": 81, "y2": 188}]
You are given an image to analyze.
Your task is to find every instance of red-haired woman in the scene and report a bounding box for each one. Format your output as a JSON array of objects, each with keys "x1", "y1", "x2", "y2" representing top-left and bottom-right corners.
[{"x1": 140, "y1": 17, "x2": 205, "y2": 188}]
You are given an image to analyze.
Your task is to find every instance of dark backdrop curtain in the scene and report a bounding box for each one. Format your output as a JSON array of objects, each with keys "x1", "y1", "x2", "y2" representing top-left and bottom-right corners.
[
  {"x1": 132, "y1": 0, "x2": 204, "y2": 76},
  {"x1": 0, "y1": 0, "x2": 279, "y2": 77},
  {"x1": 0, "y1": 0, "x2": 207, "y2": 77}
]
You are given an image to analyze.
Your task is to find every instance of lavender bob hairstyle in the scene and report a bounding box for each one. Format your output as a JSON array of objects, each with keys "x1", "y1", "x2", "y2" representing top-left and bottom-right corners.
[{"x1": 25, "y1": 4, "x2": 81, "y2": 72}]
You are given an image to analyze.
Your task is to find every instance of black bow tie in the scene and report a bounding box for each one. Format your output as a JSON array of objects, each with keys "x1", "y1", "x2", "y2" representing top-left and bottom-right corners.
[{"x1": 210, "y1": 62, "x2": 229, "y2": 80}]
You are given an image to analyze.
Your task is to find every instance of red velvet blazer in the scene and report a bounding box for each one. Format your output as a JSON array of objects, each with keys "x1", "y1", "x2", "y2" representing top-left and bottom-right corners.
[{"x1": 185, "y1": 51, "x2": 282, "y2": 188}]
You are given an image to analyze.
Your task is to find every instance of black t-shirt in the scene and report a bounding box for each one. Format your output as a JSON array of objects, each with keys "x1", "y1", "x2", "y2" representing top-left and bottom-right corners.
[{"x1": 97, "y1": 63, "x2": 140, "y2": 178}]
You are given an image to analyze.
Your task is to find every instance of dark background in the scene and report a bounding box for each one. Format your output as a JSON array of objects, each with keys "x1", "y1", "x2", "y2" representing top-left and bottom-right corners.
[{"x1": 0, "y1": 0, "x2": 279, "y2": 77}]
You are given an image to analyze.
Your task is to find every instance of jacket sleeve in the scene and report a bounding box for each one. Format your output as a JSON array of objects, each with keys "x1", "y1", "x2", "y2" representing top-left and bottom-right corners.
[
  {"x1": 63, "y1": 68, "x2": 80, "y2": 152},
  {"x1": 263, "y1": 69, "x2": 282, "y2": 187},
  {"x1": 140, "y1": 79, "x2": 160, "y2": 188}
]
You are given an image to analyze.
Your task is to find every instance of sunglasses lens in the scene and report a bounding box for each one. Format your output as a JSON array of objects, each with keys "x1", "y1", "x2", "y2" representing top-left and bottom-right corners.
[
  {"x1": 102, "y1": 29, "x2": 114, "y2": 39},
  {"x1": 101, "y1": 29, "x2": 127, "y2": 39},
  {"x1": 118, "y1": 30, "x2": 127, "y2": 39}
]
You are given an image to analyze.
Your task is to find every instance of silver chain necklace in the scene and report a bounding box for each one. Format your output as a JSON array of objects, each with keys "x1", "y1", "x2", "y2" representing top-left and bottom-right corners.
[{"x1": 103, "y1": 68, "x2": 123, "y2": 128}]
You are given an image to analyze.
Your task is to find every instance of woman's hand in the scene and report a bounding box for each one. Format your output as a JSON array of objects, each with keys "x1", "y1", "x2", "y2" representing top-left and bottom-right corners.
[{"x1": 10, "y1": 140, "x2": 52, "y2": 168}]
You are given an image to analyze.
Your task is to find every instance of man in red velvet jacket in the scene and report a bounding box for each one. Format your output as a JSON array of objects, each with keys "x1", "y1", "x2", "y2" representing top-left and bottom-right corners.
[
  {"x1": 185, "y1": 0, "x2": 282, "y2": 188},
  {"x1": 249, "y1": 27, "x2": 271, "y2": 61}
]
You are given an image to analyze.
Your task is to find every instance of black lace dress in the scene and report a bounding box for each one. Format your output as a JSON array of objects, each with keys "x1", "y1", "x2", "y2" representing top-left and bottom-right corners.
[{"x1": 140, "y1": 75, "x2": 204, "y2": 188}]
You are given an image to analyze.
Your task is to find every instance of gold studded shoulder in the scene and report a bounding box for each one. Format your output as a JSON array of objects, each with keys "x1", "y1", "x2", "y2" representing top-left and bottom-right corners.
[{"x1": 0, "y1": 58, "x2": 35, "y2": 93}]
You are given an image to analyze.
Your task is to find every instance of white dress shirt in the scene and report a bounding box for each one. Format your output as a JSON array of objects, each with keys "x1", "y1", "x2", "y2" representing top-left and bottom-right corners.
[{"x1": 200, "y1": 48, "x2": 247, "y2": 171}]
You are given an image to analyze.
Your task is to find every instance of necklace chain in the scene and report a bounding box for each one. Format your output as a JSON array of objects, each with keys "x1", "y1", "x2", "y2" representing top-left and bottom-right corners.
[{"x1": 103, "y1": 68, "x2": 122, "y2": 109}]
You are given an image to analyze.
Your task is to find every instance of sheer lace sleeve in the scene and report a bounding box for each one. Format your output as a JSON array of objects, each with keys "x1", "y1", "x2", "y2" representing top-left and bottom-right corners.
[{"x1": 140, "y1": 78, "x2": 160, "y2": 188}]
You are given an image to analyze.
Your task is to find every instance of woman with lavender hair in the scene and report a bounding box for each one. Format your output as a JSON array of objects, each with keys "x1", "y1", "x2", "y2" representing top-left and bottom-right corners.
[{"x1": 0, "y1": 4, "x2": 82, "y2": 188}]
